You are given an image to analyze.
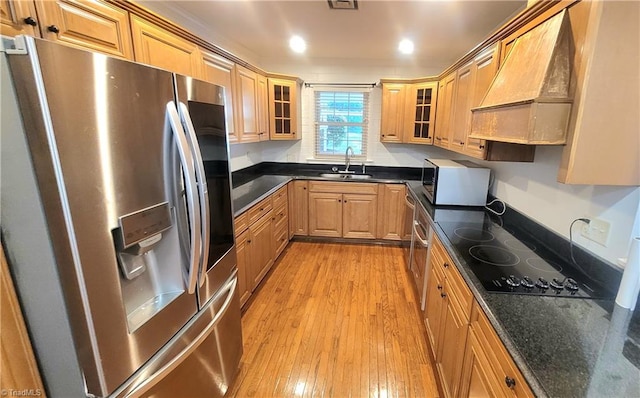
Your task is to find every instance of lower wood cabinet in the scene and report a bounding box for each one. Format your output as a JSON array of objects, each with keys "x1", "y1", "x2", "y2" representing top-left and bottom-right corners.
[
  {"x1": 424, "y1": 234, "x2": 533, "y2": 398},
  {"x1": 377, "y1": 183, "x2": 406, "y2": 240},
  {"x1": 289, "y1": 180, "x2": 309, "y2": 237},
  {"x1": 308, "y1": 181, "x2": 378, "y2": 240},
  {"x1": 460, "y1": 302, "x2": 535, "y2": 398},
  {"x1": 234, "y1": 185, "x2": 289, "y2": 309}
]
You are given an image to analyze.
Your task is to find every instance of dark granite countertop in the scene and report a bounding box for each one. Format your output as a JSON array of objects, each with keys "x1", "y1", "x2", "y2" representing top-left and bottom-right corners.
[
  {"x1": 231, "y1": 169, "x2": 639, "y2": 397},
  {"x1": 406, "y1": 181, "x2": 640, "y2": 398}
]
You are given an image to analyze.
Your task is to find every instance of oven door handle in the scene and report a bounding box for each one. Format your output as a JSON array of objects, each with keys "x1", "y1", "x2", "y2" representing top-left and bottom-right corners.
[
  {"x1": 405, "y1": 194, "x2": 415, "y2": 210},
  {"x1": 413, "y1": 221, "x2": 429, "y2": 248}
]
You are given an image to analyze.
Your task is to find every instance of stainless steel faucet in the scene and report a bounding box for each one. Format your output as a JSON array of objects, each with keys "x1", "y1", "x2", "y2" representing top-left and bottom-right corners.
[{"x1": 344, "y1": 146, "x2": 354, "y2": 173}]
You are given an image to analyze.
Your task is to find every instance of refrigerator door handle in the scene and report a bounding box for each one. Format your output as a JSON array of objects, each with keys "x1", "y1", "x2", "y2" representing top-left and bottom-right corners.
[
  {"x1": 177, "y1": 102, "x2": 210, "y2": 288},
  {"x1": 166, "y1": 102, "x2": 201, "y2": 294},
  {"x1": 123, "y1": 274, "x2": 238, "y2": 398}
]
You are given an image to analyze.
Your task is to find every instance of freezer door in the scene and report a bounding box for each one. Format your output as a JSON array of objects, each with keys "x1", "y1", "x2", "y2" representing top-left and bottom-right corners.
[
  {"x1": 174, "y1": 75, "x2": 237, "y2": 307},
  {"x1": 114, "y1": 272, "x2": 243, "y2": 398},
  {"x1": 6, "y1": 38, "x2": 198, "y2": 396}
]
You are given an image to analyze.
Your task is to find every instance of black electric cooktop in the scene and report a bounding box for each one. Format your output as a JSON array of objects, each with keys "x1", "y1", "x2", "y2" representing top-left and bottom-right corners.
[{"x1": 438, "y1": 218, "x2": 613, "y2": 299}]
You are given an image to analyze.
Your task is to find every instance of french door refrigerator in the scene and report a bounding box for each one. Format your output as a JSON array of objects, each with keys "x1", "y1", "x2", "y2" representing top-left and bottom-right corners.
[{"x1": 0, "y1": 36, "x2": 241, "y2": 397}]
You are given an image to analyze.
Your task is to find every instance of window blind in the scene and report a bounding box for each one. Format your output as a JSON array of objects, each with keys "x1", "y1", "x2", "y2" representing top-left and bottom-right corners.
[{"x1": 314, "y1": 90, "x2": 369, "y2": 160}]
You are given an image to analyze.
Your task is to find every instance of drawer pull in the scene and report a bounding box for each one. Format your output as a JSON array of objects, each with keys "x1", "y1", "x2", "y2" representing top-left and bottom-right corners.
[
  {"x1": 505, "y1": 376, "x2": 516, "y2": 389},
  {"x1": 440, "y1": 293, "x2": 447, "y2": 298},
  {"x1": 47, "y1": 25, "x2": 60, "y2": 34}
]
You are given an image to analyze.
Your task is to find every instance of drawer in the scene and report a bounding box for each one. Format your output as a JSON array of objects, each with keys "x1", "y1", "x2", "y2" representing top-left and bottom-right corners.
[
  {"x1": 274, "y1": 224, "x2": 288, "y2": 258},
  {"x1": 272, "y1": 185, "x2": 288, "y2": 209},
  {"x1": 247, "y1": 196, "x2": 273, "y2": 225},
  {"x1": 234, "y1": 212, "x2": 248, "y2": 236},
  {"x1": 308, "y1": 181, "x2": 378, "y2": 195},
  {"x1": 444, "y1": 255, "x2": 473, "y2": 320},
  {"x1": 273, "y1": 202, "x2": 288, "y2": 232}
]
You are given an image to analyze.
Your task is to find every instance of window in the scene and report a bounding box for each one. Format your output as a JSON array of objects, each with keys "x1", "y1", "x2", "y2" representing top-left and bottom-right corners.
[{"x1": 314, "y1": 90, "x2": 369, "y2": 159}]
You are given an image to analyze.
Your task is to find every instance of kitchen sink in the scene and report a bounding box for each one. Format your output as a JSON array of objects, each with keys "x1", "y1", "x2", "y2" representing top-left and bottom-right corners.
[{"x1": 318, "y1": 173, "x2": 373, "y2": 180}]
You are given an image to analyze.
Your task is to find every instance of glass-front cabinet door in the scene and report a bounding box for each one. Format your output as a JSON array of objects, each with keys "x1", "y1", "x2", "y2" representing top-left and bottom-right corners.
[
  {"x1": 268, "y1": 77, "x2": 299, "y2": 140},
  {"x1": 407, "y1": 81, "x2": 438, "y2": 144}
]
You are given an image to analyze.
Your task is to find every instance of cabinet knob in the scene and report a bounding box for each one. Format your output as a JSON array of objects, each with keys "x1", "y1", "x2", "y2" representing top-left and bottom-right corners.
[
  {"x1": 338, "y1": 199, "x2": 342, "y2": 203},
  {"x1": 460, "y1": 142, "x2": 465, "y2": 146},
  {"x1": 272, "y1": 217, "x2": 276, "y2": 221},
  {"x1": 444, "y1": 262, "x2": 449, "y2": 268},
  {"x1": 479, "y1": 145, "x2": 485, "y2": 149},
  {"x1": 344, "y1": 200, "x2": 347, "y2": 203},
  {"x1": 505, "y1": 376, "x2": 516, "y2": 389},
  {"x1": 23, "y1": 16, "x2": 37, "y2": 26},
  {"x1": 381, "y1": 134, "x2": 385, "y2": 137},
  {"x1": 260, "y1": 207, "x2": 264, "y2": 211},
  {"x1": 303, "y1": 187, "x2": 306, "y2": 190},
  {"x1": 247, "y1": 239, "x2": 252, "y2": 243},
  {"x1": 47, "y1": 25, "x2": 60, "y2": 34},
  {"x1": 440, "y1": 293, "x2": 447, "y2": 298},
  {"x1": 437, "y1": 284, "x2": 442, "y2": 290}
]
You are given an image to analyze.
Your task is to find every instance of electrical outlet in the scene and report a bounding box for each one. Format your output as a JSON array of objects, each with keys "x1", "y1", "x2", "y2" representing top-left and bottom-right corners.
[{"x1": 581, "y1": 218, "x2": 611, "y2": 246}]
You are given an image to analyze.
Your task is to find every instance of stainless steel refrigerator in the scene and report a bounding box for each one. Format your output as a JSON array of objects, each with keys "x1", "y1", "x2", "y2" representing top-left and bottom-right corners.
[{"x1": 0, "y1": 36, "x2": 241, "y2": 397}]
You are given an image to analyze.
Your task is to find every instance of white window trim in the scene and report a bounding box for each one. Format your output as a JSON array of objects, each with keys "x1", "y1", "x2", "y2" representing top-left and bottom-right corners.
[{"x1": 313, "y1": 88, "x2": 371, "y2": 161}]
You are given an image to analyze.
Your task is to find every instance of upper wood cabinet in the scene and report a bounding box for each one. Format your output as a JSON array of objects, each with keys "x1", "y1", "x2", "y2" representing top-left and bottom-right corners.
[
  {"x1": 380, "y1": 83, "x2": 407, "y2": 143},
  {"x1": 201, "y1": 50, "x2": 237, "y2": 141},
  {"x1": 257, "y1": 74, "x2": 269, "y2": 140},
  {"x1": 235, "y1": 65, "x2": 268, "y2": 143},
  {"x1": 406, "y1": 81, "x2": 438, "y2": 145},
  {"x1": 434, "y1": 72, "x2": 456, "y2": 149},
  {"x1": 35, "y1": 0, "x2": 133, "y2": 59},
  {"x1": 268, "y1": 77, "x2": 299, "y2": 140},
  {"x1": 130, "y1": 14, "x2": 201, "y2": 78},
  {"x1": 1, "y1": 0, "x2": 38, "y2": 37},
  {"x1": 450, "y1": 61, "x2": 474, "y2": 151}
]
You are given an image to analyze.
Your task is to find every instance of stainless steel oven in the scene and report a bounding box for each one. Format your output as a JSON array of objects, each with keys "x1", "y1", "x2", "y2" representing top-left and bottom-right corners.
[
  {"x1": 403, "y1": 191, "x2": 416, "y2": 269},
  {"x1": 410, "y1": 202, "x2": 433, "y2": 310}
]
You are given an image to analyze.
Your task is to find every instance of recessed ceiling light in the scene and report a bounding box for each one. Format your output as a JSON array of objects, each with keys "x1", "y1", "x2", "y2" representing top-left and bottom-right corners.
[
  {"x1": 289, "y1": 36, "x2": 306, "y2": 54},
  {"x1": 398, "y1": 39, "x2": 414, "y2": 55}
]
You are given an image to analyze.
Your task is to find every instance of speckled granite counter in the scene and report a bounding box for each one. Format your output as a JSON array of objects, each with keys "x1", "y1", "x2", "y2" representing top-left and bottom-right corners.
[
  {"x1": 406, "y1": 181, "x2": 640, "y2": 398},
  {"x1": 232, "y1": 170, "x2": 639, "y2": 397}
]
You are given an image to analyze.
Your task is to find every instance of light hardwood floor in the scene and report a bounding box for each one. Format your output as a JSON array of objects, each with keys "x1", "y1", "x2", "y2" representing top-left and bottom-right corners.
[{"x1": 228, "y1": 241, "x2": 440, "y2": 397}]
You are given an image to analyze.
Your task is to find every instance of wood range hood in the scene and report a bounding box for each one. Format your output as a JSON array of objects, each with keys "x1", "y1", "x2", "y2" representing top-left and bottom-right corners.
[{"x1": 469, "y1": 10, "x2": 573, "y2": 145}]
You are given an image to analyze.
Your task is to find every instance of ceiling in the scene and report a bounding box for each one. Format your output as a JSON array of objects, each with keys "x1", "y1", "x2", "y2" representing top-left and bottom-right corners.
[{"x1": 141, "y1": 0, "x2": 527, "y2": 71}]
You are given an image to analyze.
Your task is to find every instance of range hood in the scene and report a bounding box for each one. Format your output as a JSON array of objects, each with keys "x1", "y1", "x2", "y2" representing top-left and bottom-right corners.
[{"x1": 470, "y1": 10, "x2": 572, "y2": 145}]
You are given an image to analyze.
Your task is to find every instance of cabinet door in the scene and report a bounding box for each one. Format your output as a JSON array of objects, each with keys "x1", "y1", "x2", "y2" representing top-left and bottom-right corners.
[
  {"x1": 235, "y1": 65, "x2": 260, "y2": 143},
  {"x1": 308, "y1": 192, "x2": 342, "y2": 238},
  {"x1": 465, "y1": 45, "x2": 499, "y2": 159},
  {"x1": 376, "y1": 184, "x2": 406, "y2": 240},
  {"x1": 437, "y1": 286, "x2": 470, "y2": 398},
  {"x1": 201, "y1": 50, "x2": 237, "y2": 142},
  {"x1": 130, "y1": 14, "x2": 201, "y2": 78},
  {"x1": 380, "y1": 83, "x2": 407, "y2": 142},
  {"x1": 434, "y1": 72, "x2": 456, "y2": 149},
  {"x1": 235, "y1": 229, "x2": 251, "y2": 308},
  {"x1": 459, "y1": 329, "x2": 504, "y2": 398},
  {"x1": 248, "y1": 212, "x2": 274, "y2": 291},
  {"x1": 424, "y1": 261, "x2": 445, "y2": 361},
  {"x1": 268, "y1": 78, "x2": 298, "y2": 140},
  {"x1": 450, "y1": 61, "x2": 474, "y2": 151},
  {"x1": 290, "y1": 180, "x2": 308, "y2": 236},
  {"x1": 1, "y1": 0, "x2": 38, "y2": 37},
  {"x1": 257, "y1": 74, "x2": 269, "y2": 141},
  {"x1": 35, "y1": 0, "x2": 133, "y2": 58},
  {"x1": 407, "y1": 82, "x2": 438, "y2": 145},
  {"x1": 342, "y1": 193, "x2": 377, "y2": 239}
]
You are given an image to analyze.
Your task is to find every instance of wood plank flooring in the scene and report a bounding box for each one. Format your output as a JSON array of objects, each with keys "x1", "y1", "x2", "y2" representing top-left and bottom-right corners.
[{"x1": 227, "y1": 241, "x2": 440, "y2": 398}]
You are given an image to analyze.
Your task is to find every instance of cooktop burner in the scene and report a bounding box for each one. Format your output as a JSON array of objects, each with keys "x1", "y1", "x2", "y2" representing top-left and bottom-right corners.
[{"x1": 438, "y1": 219, "x2": 612, "y2": 299}]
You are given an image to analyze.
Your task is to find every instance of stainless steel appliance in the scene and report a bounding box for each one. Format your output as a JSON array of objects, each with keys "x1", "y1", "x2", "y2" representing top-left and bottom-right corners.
[
  {"x1": 438, "y1": 216, "x2": 614, "y2": 298},
  {"x1": 403, "y1": 190, "x2": 416, "y2": 268},
  {"x1": 421, "y1": 158, "x2": 491, "y2": 206},
  {"x1": 0, "y1": 36, "x2": 241, "y2": 397},
  {"x1": 409, "y1": 201, "x2": 432, "y2": 310}
]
